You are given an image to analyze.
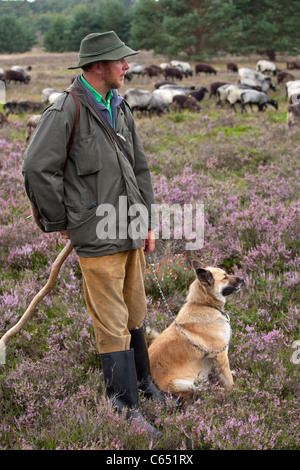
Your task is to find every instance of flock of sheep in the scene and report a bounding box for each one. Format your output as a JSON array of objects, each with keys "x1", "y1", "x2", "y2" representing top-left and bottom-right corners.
[
  {"x1": 123, "y1": 59, "x2": 300, "y2": 124},
  {"x1": 0, "y1": 57, "x2": 300, "y2": 141}
]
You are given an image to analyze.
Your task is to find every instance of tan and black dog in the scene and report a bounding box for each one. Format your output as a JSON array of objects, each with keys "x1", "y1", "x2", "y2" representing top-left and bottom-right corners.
[{"x1": 148, "y1": 260, "x2": 244, "y2": 397}]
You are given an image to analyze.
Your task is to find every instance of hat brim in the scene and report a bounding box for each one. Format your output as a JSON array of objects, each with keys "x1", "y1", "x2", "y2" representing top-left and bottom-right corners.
[{"x1": 68, "y1": 45, "x2": 140, "y2": 70}]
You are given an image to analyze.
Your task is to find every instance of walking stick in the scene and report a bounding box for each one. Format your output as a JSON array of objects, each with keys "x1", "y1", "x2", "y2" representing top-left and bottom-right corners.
[{"x1": 0, "y1": 240, "x2": 73, "y2": 365}]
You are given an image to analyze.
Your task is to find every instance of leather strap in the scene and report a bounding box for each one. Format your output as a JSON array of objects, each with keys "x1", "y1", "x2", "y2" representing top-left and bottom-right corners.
[{"x1": 66, "y1": 89, "x2": 80, "y2": 156}]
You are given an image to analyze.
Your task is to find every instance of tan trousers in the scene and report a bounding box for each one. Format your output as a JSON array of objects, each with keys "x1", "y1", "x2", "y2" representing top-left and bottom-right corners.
[{"x1": 78, "y1": 248, "x2": 147, "y2": 353}]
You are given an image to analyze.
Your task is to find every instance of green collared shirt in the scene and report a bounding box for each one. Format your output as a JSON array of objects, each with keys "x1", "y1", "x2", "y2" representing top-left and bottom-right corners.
[{"x1": 81, "y1": 74, "x2": 113, "y2": 126}]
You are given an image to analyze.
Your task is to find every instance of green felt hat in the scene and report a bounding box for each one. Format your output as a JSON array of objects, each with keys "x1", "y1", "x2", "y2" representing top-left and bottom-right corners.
[{"x1": 68, "y1": 31, "x2": 139, "y2": 70}]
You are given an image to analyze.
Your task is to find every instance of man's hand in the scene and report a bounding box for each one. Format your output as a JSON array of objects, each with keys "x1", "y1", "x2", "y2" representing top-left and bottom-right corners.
[
  {"x1": 60, "y1": 229, "x2": 70, "y2": 240},
  {"x1": 143, "y1": 229, "x2": 155, "y2": 255}
]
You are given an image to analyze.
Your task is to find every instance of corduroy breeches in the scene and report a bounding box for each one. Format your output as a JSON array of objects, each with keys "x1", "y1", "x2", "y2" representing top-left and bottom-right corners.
[{"x1": 78, "y1": 248, "x2": 147, "y2": 353}]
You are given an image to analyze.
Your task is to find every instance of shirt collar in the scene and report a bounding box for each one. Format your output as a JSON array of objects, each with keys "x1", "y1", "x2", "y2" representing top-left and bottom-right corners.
[{"x1": 80, "y1": 74, "x2": 113, "y2": 106}]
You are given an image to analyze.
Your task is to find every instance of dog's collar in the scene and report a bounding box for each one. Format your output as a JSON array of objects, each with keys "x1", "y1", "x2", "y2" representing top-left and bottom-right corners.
[{"x1": 208, "y1": 305, "x2": 230, "y2": 322}]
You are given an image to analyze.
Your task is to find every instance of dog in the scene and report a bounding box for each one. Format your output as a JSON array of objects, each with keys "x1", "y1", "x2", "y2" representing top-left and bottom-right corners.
[{"x1": 148, "y1": 260, "x2": 244, "y2": 397}]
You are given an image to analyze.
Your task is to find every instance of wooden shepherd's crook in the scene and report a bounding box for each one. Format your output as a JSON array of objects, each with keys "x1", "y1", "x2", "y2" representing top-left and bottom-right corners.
[{"x1": 0, "y1": 240, "x2": 73, "y2": 365}]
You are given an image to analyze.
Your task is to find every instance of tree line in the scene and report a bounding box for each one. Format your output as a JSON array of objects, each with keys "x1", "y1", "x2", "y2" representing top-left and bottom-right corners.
[{"x1": 0, "y1": 0, "x2": 299, "y2": 60}]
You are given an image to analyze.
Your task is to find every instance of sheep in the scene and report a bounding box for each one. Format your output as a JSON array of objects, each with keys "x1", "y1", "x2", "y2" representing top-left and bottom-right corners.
[
  {"x1": 256, "y1": 60, "x2": 277, "y2": 76},
  {"x1": 41, "y1": 88, "x2": 62, "y2": 104},
  {"x1": 209, "y1": 81, "x2": 230, "y2": 98},
  {"x1": 286, "y1": 60, "x2": 300, "y2": 70},
  {"x1": 216, "y1": 84, "x2": 232, "y2": 105},
  {"x1": 48, "y1": 92, "x2": 63, "y2": 104},
  {"x1": 4, "y1": 70, "x2": 30, "y2": 84},
  {"x1": 153, "y1": 86, "x2": 195, "y2": 105},
  {"x1": 170, "y1": 60, "x2": 193, "y2": 77},
  {"x1": 215, "y1": 84, "x2": 252, "y2": 110},
  {"x1": 159, "y1": 63, "x2": 171, "y2": 70},
  {"x1": 287, "y1": 102, "x2": 300, "y2": 127},
  {"x1": 124, "y1": 71, "x2": 133, "y2": 81},
  {"x1": 25, "y1": 114, "x2": 41, "y2": 142},
  {"x1": 226, "y1": 62, "x2": 238, "y2": 72},
  {"x1": 277, "y1": 71, "x2": 295, "y2": 85},
  {"x1": 11, "y1": 65, "x2": 31, "y2": 79},
  {"x1": 127, "y1": 63, "x2": 145, "y2": 77},
  {"x1": 285, "y1": 80, "x2": 300, "y2": 102},
  {"x1": 195, "y1": 63, "x2": 217, "y2": 75},
  {"x1": 123, "y1": 88, "x2": 168, "y2": 117},
  {"x1": 143, "y1": 65, "x2": 162, "y2": 78},
  {"x1": 225, "y1": 84, "x2": 254, "y2": 112},
  {"x1": 146, "y1": 93, "x2": 169, "y2": 116},
  {"x1": 238, "y1": 68, "x2": 275, "y2": 92},
  {"x1": 172, "y1": 94, "x2": 201, "y2": 112},
  {"x1": 188, "y1": 87, "x2": 208, "y2": 102},
  {"x1": 158, "y1": 84, "x2": 196, "y2": 92},
  {"x1": 163, "y1": 66, "x2": 183, "y2": 81},
  {"x1": 240, "y1": 90, "x2": 278, "y2": 113},
  {"x1": 4, "y1": 100, "x2": 44, "y2": 116}
]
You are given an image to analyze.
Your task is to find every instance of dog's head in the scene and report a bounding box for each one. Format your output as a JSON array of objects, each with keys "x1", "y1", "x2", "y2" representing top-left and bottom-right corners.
[{"x1": 192, "y1": 260, "x2": 244, "y2": 302}]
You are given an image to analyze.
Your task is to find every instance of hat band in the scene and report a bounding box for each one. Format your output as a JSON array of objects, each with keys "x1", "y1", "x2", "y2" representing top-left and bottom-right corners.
[{"x1": 79, "y1": 41, "x2": 125, "y2": 58}]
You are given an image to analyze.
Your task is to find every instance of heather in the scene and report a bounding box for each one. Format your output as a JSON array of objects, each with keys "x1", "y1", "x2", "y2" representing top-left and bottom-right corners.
[{"x1": 0, "y1": 52, "x2": 299, "y2": 450}]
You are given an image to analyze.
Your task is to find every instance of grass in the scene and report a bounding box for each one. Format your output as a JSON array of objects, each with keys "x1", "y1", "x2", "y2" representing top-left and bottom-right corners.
[{"x1": 0, "y1": 49, "x2": 299, "y2": 451}]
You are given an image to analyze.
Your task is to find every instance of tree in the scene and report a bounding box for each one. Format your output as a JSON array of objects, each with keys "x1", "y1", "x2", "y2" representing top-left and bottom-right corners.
[
  {"x1": 130, "y1": 0, "x2": 300, "y2": 59},
  {"x1": 0, "y1": 14, "x2": 37, "y2": 53},
  {"x1": 130, "y1": 0, "x2": 242, "y2": 58},
  {"x1": 232, "y1": 0, "x2": 300, "y2": 60},
  {"x1": 98, "y1": 0, "x2": 131, "y2": 42},
  {"x1": 43, "y1": 16, "x2": 71, "y2": 52},
  {"x1": 129, "y1": 0, "x2": 168, "y2": 53}
]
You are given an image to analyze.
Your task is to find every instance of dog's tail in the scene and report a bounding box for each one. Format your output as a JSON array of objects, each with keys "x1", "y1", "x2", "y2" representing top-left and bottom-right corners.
[{"x1": 146, "y1": 326, "x2": 160, "y2": 343}]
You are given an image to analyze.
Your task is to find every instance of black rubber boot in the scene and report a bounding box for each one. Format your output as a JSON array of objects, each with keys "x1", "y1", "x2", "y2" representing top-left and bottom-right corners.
[
  {"x1": 130, "y1": 327, "x2": 167, "y2": 403},
  {"x1": 100, "y1": 348, "x2": 163, "y2": 437}
]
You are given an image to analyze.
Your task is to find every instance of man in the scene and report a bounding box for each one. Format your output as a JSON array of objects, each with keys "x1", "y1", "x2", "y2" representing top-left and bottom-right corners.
[{"x1": 22, "y1": 31, "x2": 165, "y2": 437}]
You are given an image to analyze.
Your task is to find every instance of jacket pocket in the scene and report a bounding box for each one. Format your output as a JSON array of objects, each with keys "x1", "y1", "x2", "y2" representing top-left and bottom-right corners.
[
  {"x1": 67, "y1": 206, "x2": 97, "y2": 230},
  {"x1": 72, "y1": 129, "x2": 103, "y2": 175}
]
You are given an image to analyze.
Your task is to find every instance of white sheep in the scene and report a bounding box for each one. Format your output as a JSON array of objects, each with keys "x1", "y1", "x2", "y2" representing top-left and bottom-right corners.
[
  {"x1": 256, "y1": 60, "x2": 277, "y2": 76},
  {"x1": 238, "y1": 68, "x2": 275, "y2": 92},
  {"x1": 42, "y1": 88, "x2": 62, "y2": 104},
  {"x1": 285, "y1": 80, "x2": 300, "y2": 102},
  {"x1": 240, "y1": 89, "x2": 278, "y2": 112},
  {"x1": 287, "y1": 102, "x2": 300, "y2": 127},
  {"x1": 153, "y1": 87, "x2": 189, "y2": 104},
  {"x1": 25, "y1": 114, "x2": 41, "y2": 143},
  {"x1": 48, "y1": 92, "x2": 63, "y2": 104},
  {"x1": 226, "y1": 85, "x2": 254, "y2": 111},
  {"x1": 216, "y1": 84, "x2": 232, "y2": 105},
  {"x1": 159, "y1": 63, "x2": 171, "y2": 70},
  {"x1": 170, "y1": 60, "x2": 193, "y2": 77},
  {"x1": 123, "y1": 88, "x2": 168, "y2": 116}
]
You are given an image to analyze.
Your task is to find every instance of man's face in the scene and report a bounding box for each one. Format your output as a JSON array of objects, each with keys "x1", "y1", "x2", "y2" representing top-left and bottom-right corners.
[{"x1": 100, "y1": 58, "x2": 130, "y2": 90}]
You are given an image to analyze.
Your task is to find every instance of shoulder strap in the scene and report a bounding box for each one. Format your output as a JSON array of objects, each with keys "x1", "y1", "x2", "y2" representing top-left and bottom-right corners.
[
  {"x1": 62, "y1": 89, "x2": 80, "y2": 173},
  {"x1": 83, "y1": 92, "x2": 132, "y2": 162},
  {"x1": 66, "y1": 89, "x2": 80, "y2": 156}
]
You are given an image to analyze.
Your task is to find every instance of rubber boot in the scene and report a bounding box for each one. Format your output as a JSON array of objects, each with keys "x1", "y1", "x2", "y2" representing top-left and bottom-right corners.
[
  {"x1": 100, "y1": 348, "x2": 163, "y2": 437},
  {"x1": 130, "y1": 327, "x2": 167, "y2": 403}
]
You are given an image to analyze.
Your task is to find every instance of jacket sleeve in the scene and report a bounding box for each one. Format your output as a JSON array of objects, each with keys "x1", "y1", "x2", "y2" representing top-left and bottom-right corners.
[{"x1": 22, "y1": 94, "x2": 76, "y2": 232}]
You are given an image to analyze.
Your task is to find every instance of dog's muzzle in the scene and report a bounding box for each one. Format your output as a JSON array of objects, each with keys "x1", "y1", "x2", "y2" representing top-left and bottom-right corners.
[{"x1": 222, "y1": 277, "x2": 244, "y2": 296}]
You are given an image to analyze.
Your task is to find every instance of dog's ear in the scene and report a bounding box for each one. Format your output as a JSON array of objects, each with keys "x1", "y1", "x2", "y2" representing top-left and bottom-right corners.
[
  {"x1": 194, "y1": 267, "x2": 214, "y2": 288},
  {"x1": 192, "y1": 259, "x2": 206, "y2": 270}
]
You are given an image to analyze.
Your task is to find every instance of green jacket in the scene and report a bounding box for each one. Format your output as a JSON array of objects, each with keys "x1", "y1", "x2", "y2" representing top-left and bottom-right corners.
[{"x1": 22, "y1": 79, "x2": 157, "y2": 257}]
